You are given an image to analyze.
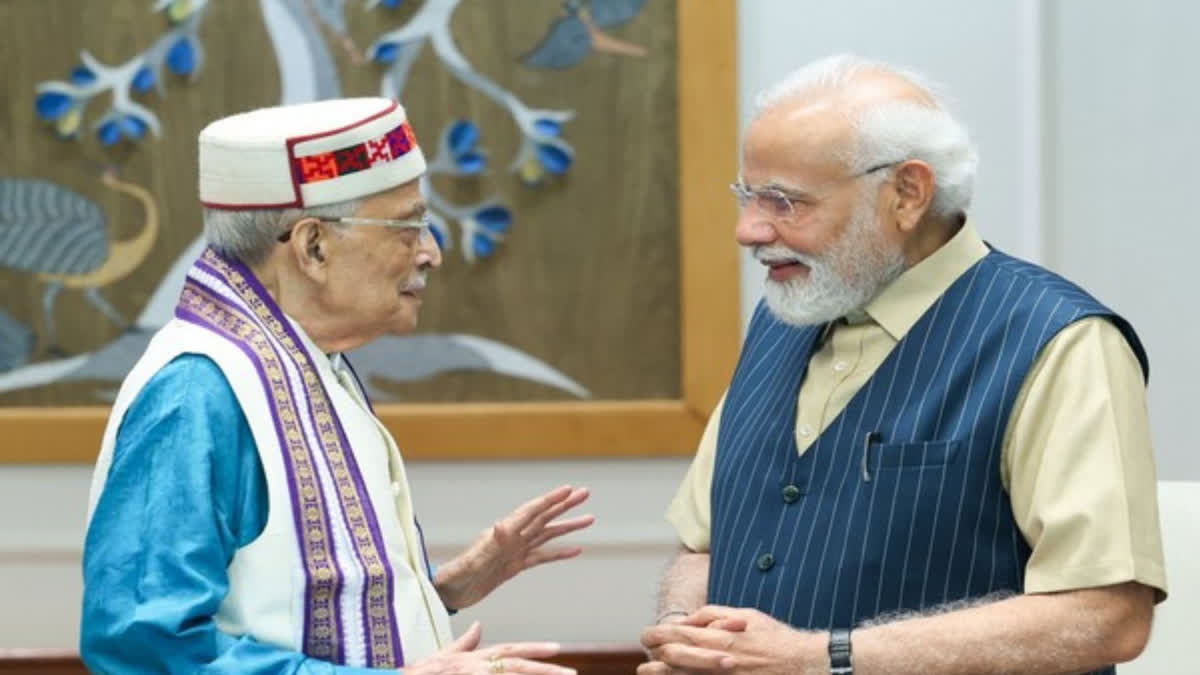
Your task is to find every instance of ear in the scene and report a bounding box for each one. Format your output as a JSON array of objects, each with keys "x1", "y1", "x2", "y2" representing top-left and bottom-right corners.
[
  {"x1": 889, "y1": 160, "x2": 936, "y2": 233},
  {"x1": 287, "y1": 218, "x2": 330, "y2": 281}
]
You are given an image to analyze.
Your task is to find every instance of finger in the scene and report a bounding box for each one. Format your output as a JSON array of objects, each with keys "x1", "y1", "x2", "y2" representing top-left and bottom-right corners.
[
  {"x1": 501, "y1": 486, "x2": 574, "y2": 534},
  {"x1": 520, "y1": 487, "x2": 590, "y2": 537},
  {"x1": 484, "y1": 641, "x2": 563, "y2": 660},
  {"x1": 526, "y1": 515, "x2": 596, "y2": 548},
  {"x1": 447, "y1": 621, "x2": 482, "y2": 652},
  {"x1": 640, "y1": 624, "x2": 732, "y2": 650},
  {"x1": 637, "y1": 662, "x2": 695, "y2": 675},
  {"x1": 636, "y1": 661, "x2": 671, "y2": 675},
  {"x1": 524, "y1": 546, "x2": 584, "y2": 568},
  {"x1": 705, "y1": 618, "x2": 748, "y2": 632},
  {"x1": 494, "y1": 656, "x2": 577, "y2": 675},
  {"x1": 680, "y1": 605, "x2": 741, "y2": 627},
  {"x1": 653, "y1": 643, "x2": 736, "y2": 671}
]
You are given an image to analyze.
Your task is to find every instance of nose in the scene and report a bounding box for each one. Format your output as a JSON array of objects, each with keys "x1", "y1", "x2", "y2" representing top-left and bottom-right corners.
[
  {"x1": 735, "y1": 209, "x2": 778, "y2": 248},
  {"x1": 417, "y1": 228, "x2": 442, "y2": 269}
]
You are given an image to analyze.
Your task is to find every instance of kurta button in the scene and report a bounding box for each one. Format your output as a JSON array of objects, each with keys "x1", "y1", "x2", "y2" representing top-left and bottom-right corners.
[
  {"x1": 391, "y1": 481, "x2": 401, "y2": 496},
  {"x1": 782, "y1": 484, "x2": 801, "y2": 503},
  {"x1": 756, "y1": 553, "x2": 775, "y2": 571}
]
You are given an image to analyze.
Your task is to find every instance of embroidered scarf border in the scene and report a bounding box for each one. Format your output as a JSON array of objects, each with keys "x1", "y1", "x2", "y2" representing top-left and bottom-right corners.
[{"x1": 175, "y1": 248, "x2": 404, "y2": 666}]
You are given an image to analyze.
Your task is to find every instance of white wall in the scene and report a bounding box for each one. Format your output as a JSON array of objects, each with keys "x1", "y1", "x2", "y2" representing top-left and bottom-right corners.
[
  {"x1": 1, "y1": 2, "x2": 1196, "y2": 672},
  {"x1": 1044, "y1": 0, "x2": 1200, "y2": 480}
]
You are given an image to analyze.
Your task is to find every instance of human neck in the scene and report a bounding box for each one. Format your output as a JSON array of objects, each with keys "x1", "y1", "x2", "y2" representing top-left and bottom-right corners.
[{"x1": 903, "y1": 213, "x2": 964, "y2": 267}]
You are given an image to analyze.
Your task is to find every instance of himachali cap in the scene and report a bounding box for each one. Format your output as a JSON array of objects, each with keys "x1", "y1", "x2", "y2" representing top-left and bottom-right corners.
[{"x1": 198, "y1": 97, "x2": 425, "y2": 210}]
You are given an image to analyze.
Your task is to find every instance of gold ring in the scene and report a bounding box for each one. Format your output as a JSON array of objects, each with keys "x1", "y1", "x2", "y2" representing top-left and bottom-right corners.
[{"x1": 488, "y1": 656, "x2": 506, "y2": 673}]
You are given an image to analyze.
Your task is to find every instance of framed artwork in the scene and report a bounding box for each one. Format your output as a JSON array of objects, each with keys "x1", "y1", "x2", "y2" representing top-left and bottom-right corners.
[{"x1": 0, "y1": 0, "x2": 738, "y2": 462}]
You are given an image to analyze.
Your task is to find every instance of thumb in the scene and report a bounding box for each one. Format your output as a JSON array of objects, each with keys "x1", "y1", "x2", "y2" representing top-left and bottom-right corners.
[{"x1": 447, "y1": 621, "x2": 483, "y2": 652}]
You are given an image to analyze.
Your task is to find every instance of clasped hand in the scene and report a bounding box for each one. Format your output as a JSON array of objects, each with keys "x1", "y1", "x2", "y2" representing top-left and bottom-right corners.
[{"x1": 639, "y1": 606, "x2": 822, "y2": 675}]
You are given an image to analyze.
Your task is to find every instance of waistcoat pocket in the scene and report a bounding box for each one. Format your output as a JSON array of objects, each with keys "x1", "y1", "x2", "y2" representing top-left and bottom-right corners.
[{"x1": 874, "y1": 440, "x2": 962, "y2": 469}]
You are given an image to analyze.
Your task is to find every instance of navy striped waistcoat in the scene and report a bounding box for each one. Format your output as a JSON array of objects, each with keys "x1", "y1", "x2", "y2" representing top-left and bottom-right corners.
[{"x1": 709, "y1": 250, "x2": 1147, "y2": 674}]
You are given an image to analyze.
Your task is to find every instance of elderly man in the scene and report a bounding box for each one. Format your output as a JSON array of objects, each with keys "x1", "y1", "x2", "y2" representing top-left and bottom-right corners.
[
  {"x1": 640, "y1": 55, "x2": 1166, "y2": 674},
  {"x1": 82, "y1": 98, "x2": 591, "y2": 674}
]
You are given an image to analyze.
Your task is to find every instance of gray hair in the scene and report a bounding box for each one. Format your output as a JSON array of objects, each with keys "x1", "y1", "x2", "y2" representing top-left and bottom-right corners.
[
  {"x1": 754, "y1": 53, "x2": 978, "y2": 219},
  {"x1": 202, "y1": 198, "x2": 363, "y2": 266}
]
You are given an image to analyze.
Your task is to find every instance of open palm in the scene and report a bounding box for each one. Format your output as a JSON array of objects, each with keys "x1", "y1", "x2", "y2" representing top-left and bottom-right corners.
[{"x1": 434, "y1": 485, "x2": 594, "y2": 611}]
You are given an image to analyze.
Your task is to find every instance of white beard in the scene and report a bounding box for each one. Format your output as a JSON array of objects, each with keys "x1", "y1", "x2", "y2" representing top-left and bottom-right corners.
[{"x1": 756, "y1": 200, "x2": 906, "y2": 327}]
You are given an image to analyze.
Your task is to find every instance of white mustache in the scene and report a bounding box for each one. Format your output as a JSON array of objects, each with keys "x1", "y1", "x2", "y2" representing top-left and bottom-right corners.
[
  {"x1": 754, "y1": 245, "x2": 817, "y2": 267},
  {"x1": 402, "y1": 273, "x2": 427, "y2": 292}
]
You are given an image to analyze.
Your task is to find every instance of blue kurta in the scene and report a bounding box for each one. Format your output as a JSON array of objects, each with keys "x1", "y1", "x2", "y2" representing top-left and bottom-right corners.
[{"x1": 81, "y1": 354, "x2": 393, "y2": 674}]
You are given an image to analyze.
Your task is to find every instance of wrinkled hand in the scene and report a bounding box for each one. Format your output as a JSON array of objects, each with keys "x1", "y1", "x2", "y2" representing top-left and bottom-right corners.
[
  {"x1": 435, "y1": 485, "x2": 594, "y2": 611},
  {"x1": 638, "y1": 606, "x2": 821, "y2": 675},
  {"x1": 404, "y1": 621, "x2": 576, "y2": 675}
]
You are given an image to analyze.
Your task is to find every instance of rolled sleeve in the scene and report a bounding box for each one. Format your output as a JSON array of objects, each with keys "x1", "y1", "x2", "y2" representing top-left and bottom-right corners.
[{"x1": 1003, "y1": 318, "x2": 1167, "y2": 600}]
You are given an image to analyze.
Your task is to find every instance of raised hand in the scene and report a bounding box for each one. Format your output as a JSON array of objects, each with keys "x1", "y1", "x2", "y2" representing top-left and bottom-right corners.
[{"x1": 434, "y1": 485, "x2": 594, "y2": 611}]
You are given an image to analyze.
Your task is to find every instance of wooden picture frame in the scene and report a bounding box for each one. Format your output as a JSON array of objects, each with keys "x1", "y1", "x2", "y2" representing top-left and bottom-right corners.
[{"x1": 0, "y1": 1, "x2": 740, "y2": 463}]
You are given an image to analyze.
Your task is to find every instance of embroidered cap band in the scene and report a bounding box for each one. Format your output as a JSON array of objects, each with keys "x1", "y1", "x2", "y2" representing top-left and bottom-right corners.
[{"x1": 198, "y1": 97, "x2": 425, "y2": 211}]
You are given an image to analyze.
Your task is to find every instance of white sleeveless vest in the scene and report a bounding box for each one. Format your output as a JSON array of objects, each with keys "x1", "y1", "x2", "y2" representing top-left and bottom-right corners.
[{"x1": 88, "y1": 250, "x2": 451, "y2": 668}]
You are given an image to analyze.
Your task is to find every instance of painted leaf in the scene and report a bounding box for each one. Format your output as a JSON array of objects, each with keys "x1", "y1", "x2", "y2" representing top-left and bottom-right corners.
[
  {"x1": 133, "y1": 66, "x2": 157, "y2": 93},
  {"x1": 588, "y1": 0, "x2": 648, "y2": 28},
  {"x1": 454, "y1": 152, "x2": 486, "y2": 175},
  {"x1": 474, "y1": 206, "x2": 512, "y2": 234},
  {"x1": 447, "y1": 120, "x2": 479, "y2": 155},
  {"x1": 472, "y1": 232, "x2": 496, "y2": 258},
  {"x1": 534, "y1": 118, "x2": 562, "y2": 137},
  {"x1": 35, "y1": 92, "x2": 75, "y2": 121},
  {"x1": 0, "y1": 178, "x2": 109, "y2": 276},
  {"x1": 536, "y1": 144, "x2": 572, "y2": 174},
  {"x1": 521, "y1": 15, "x2": 591, "y2": 69},
  {"x1": 373, "y1": 42, "x2": 400, "y2": 64},
  {"x1": 98, "y1": 121, "x2": 121, "y2": 146},
  {"x1": 119, "y1": 115, "x2": 147, "y2": 140},
  {"x1": 167, "y1": 0, "x2": 195, "y2": 24},
  {"x1": 518, "y1": 157, "x2": 545, "y2": 185},
  {"x1": 70, "y1": 66, "x2": 97, "y2": 86},
  {"x1": 55, "y1": 107, "x2": 83, "y2": 137},
  {"x1": 167, "y1": 38, "x2": 195, "y2": 76}
]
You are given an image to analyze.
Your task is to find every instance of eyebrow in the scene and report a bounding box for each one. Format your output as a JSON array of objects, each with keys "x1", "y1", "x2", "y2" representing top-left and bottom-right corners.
[
  {"x1": 759, "y1": 180, "x2": 817, "y2": 202},
  {"x1": 394, "y1": 202, "x2": 427, "y2": 220}
]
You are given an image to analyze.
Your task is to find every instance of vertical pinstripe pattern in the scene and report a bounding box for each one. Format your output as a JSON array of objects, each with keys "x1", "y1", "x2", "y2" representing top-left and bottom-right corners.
[{"x1": 709, "y1": 251, "x2": 1146, "y2": 675}]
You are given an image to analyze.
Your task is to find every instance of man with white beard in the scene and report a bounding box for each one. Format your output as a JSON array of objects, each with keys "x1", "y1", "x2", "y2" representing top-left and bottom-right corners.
[{"x1": 640, "y1": 55, "x2": 1166, "y2": 675}]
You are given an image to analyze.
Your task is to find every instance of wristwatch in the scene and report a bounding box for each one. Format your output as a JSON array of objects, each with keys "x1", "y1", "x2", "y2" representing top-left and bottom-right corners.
[{"x1": 829, "y1": 628, "x2": 853, "y2": 674}]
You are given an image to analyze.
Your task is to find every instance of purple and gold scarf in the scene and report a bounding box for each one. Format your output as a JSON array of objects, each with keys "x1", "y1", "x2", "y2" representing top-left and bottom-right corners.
[{"x1": 176, "y1": 247, "x2": 404, "y2": 666}]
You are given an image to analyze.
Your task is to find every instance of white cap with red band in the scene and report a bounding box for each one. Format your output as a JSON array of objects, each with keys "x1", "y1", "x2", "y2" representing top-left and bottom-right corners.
[{"x1": 198, "y1": 97, "x2": 426, "y2": 211}]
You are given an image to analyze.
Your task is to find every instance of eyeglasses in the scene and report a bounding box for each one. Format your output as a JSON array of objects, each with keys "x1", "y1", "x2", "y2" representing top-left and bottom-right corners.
[
  {"x1": 730, "y1": 160, "x2": 904, "y2": 222},
  {"x1": 277, "y1": 213, "x2": 433, "y2": 243}
]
